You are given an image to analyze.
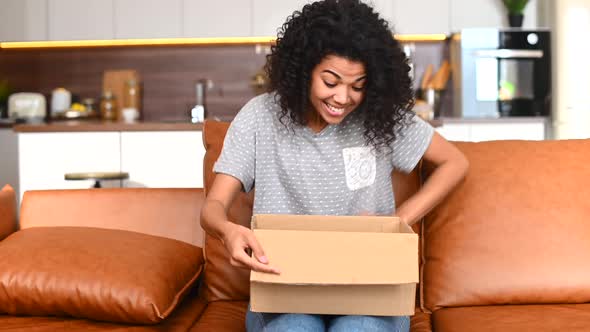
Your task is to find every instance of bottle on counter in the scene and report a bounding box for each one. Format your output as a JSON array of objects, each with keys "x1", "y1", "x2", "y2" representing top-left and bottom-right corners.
[
  {"x1": 122, "y1": 79, "x2": 141, "y2": 122},
  {"x1": 190, "y1": 79, "x2": 208, "y2": 123},
  {"x1": 100, "y1": 90, "x2": 117, "y2": 121}
]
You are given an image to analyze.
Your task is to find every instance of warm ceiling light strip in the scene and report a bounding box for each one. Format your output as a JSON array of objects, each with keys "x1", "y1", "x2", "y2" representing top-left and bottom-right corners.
[
  {"x1": 0, "y1": 37, "x2": 276, "y2": 49},
  {"x1": 395, "y1": 34, "x2": 448, "y2": 42},
  {"x1": 0, "y1": 34, "x2": 447, "y2": 50}
]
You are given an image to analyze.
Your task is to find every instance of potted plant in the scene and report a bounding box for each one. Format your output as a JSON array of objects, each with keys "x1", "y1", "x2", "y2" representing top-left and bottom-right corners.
[
  {"x1": 502, "y1": 0, "x2": 530, "y2": 28},
  {"x1": 0, "y1": 80, "x2": 11, "y2": 118}
]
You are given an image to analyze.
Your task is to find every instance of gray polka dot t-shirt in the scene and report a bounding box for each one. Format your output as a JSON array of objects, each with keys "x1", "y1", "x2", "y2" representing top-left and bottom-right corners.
[{"x1": 214, "y1": 93, "x2": 434, "y2": 216}]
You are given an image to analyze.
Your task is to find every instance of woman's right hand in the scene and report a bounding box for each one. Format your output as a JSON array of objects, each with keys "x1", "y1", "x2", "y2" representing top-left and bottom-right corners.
[{"x1": 221, "y1": 222, "x2": 281, "y2": 274}]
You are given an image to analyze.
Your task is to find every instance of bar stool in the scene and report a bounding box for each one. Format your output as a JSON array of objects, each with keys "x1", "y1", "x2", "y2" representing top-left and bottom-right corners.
[{"x1": 64, "y1": 172, "x2": 129, "y2": 188}]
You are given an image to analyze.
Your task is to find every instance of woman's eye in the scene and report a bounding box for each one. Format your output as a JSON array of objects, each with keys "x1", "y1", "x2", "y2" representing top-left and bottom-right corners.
[
  {"x1": 323, "y1": 81, "x2": 337, "y2": 88},
  {"x1": 352, "y1": 86, "x2": 365, "y2": 92}
]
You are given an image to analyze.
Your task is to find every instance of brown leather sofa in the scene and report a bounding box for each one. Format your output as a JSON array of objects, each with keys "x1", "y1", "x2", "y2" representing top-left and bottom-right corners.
[{"x1": 1, "y1": 121, "x2": 590, "y2": 331}]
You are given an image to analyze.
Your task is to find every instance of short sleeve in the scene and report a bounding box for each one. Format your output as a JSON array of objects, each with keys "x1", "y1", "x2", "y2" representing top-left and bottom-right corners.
[
  {"x1": 213, "y1": 100, "x2": 258, "y2": 193},
  {"x1": 391, "y1": 115, "x2": 435, "y2": 173}
]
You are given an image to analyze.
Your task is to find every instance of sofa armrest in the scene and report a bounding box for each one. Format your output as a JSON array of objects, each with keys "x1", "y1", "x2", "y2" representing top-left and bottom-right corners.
[
  {"x1": 0, "y1": 185, "x2": 17, "y2": 241},
  {"x1": 411, "y1": 307, "x2": 432, "y2": 332}
]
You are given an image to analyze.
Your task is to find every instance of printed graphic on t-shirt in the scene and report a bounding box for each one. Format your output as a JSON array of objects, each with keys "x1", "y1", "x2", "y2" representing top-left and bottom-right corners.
[{"x1": 342, "y1": 147, "x2": 376, "y2": 191}]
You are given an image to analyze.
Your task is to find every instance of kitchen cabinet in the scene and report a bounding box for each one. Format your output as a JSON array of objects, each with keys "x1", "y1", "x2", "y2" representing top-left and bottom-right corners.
[
  {"x1": 48, "y1": 0, "x2": 114, "y2": 40},
  {"x1": 115, "y1": 0, "x2": 182, "y2": 39},
  {"x1": 0, "y1": 0, "x2": 47, "y2": 42},
  {"x1": 17, "y1": 130, "x2": 205, "y2": 200},
  {"x1": 450, "y1": 0, "x2": 538, "y2": 32},
  {"x1": 252, "y1": 0, "x2": 312, "y2": 37},
  {"x1": 120, "y1": 131, "x2": 204, "y2": 188},
  {"x1": 183, "y1": 0, "x2": 253, "y2": 37},
  {"x1": 390, "y1": 0, "x2": 450, "y2": 35},
  {"x1": 0, "y1": 129, "x2": 19, "y2": 204},
  {"x1": 436, "y1": 120, "x2": 547, "y2": 142},
  {"x1": 18, "y1": 132, "x2": 121, "y2": 200}
]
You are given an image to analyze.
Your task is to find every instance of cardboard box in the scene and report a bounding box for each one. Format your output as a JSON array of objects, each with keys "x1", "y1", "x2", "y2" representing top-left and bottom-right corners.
[{"x1": 250, "y1": 214, "x2": 418, "y2": 316}]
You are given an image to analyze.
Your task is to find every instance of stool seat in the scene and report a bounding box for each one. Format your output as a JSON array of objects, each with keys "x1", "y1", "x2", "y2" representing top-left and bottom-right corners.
[{"x1": 64, "y1": 172, "x2": 129, "y2": 188}]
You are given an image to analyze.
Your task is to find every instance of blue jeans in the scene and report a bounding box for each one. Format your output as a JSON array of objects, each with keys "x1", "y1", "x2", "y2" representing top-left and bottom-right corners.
[{"x1": 246, "y1": 307, "x2": 410, "y2": 332}]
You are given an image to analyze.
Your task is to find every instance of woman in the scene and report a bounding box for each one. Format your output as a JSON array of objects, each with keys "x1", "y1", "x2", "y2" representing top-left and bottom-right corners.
[{"x1": 201, "y1": 0, "x2": 469, "y2": 331}]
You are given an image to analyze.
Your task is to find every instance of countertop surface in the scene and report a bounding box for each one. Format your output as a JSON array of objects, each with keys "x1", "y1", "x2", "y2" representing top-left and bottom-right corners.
[
  {"x1": 12, "y1": 120, "x2": 203, "y2": 132},
  {"x1": 6, "y1": 116, "x2": 549, "y2": 133}
]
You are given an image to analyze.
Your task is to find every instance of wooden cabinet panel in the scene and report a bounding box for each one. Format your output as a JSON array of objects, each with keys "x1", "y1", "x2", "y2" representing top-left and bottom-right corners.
[
  {"x1": 183, "y1": 0, "x2": 252, "y2": 37},
  {"x1": 115, "y1": 0, "x2": 182, "y2": 39},
  {"x1": 48, "y1": 0, "x2": 114, "y2": 40}
]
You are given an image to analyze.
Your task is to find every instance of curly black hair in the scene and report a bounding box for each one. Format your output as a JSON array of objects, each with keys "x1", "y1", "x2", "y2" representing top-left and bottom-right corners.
[{"x1": 265, "y1": 0, "x2": 415, "y2": 152}]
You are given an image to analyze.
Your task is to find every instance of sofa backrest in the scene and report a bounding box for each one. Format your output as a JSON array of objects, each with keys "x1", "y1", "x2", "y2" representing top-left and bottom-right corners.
[
  {"x1": 201, "y1": 120, "x2": 423, "y2": 302},
  {"x1": 19, "y1": 188, "x2": 205, "y2": 247},
  {"x1": 0, "y1": 185, "x2": 17, "y2": 240},
  {"x1": 422, "y1": 139, "x2": 590, "y2": 312}
]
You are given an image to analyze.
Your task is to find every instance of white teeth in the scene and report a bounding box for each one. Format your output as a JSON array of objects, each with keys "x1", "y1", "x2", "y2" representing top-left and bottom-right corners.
[{"x1": 325, "y1": 102, "x2": 345, "y2": 114}]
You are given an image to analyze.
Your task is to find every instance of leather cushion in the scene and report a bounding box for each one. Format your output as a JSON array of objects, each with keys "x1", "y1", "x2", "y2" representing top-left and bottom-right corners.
[
  {"x1": 0, "y1": 293, "x2": 207, "y2": 331},
  {"x1": 202, "y1": 120, "x2": 252, "y2": 302},
  {"x1": 423, "y1": 139, "x2": 590, "y2": 311},
  {"x1": 0, "y1": 185, "x2": 17, "y2": 241},
  {"x1": 0, "y1": 227, "x2": 204, "y2": 324},
  {"x1": 432, "y1": 304, "x2": 590, "y2": 332},
  {"x1": 189, "y1": 300, "x2": 248, "y2": 332}
]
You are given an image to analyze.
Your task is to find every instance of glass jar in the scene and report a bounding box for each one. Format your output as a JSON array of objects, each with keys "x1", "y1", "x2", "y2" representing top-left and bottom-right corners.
[{"x1": 100, "y1": 90, "x2": 117, "y2": 121}]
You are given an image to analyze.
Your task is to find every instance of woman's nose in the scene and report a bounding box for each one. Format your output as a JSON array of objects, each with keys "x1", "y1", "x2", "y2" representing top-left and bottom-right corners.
[{"x1": 333, "y1": 87, "x2": 349, "y2": 104}]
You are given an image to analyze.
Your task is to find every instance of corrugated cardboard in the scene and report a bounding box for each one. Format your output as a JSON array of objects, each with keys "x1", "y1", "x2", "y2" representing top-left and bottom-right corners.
[{"x1": 250, "y1": 214, "x2": 418, "y2": 316}]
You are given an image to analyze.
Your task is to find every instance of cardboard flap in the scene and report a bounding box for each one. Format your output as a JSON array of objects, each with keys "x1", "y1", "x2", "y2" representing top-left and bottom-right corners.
[
  {"x1": 252, "y1": 214, "x2": 402, "y2": 233},
  {"x1": 251, "y1": 229, "x2": 418, "y2": 285}
]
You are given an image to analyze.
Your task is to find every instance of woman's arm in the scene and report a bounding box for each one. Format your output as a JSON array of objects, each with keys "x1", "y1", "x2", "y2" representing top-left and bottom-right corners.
[
  {"x1": 201, "y1": 174, "x2": 280, "y2": 274},
  {"x1": 395, "y1": 132, "x2": 469, "y2": 225}
]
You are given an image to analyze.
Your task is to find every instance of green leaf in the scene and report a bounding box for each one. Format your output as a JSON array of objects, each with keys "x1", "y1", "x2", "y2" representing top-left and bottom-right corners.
[{"x1": 502, "y1": 0, "x2": 530, "y2": 14}]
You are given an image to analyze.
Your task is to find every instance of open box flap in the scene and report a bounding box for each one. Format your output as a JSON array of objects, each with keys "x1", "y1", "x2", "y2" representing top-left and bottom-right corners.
[
  {"x1": 252, "y1": 214, "x2": 409, "y2": 233},
  {"x1": 250, "y1": 229, "x2": 418, "y2": 285}
]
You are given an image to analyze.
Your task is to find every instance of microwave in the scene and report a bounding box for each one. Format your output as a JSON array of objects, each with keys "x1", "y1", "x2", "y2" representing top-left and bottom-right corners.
[{"x1": 451, "y1": 28, "x2": 551, "y2": 118}]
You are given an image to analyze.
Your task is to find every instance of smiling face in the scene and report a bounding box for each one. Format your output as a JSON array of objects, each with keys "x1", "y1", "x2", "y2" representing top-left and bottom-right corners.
[{"x1": 307, "y1": 55, "x2": 367, "y2": 132}]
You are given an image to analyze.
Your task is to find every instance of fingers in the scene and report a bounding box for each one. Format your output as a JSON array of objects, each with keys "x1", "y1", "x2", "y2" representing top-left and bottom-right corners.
[
  {"x1": 230, "y1": 248, "x2": 280, "y2": 274},
  {"x1": 246, "y1": 232, "x2": 268, "y2": 264}
]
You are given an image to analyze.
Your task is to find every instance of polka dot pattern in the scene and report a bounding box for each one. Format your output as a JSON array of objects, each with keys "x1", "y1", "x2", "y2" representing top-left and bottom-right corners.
[{"x1": 214, "y1": 93, "x2": 434, "y2": 216}]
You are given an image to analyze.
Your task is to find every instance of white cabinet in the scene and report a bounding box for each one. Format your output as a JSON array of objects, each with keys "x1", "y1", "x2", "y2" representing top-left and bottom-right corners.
[
  {"x1": 435, "y1": 123, "x2": 471, "y2": 141},
  {"x1": 120, "y1": 131, "x2": 204, "y2": 188},
  {"x1": 183, "y1": 0, "x2": 252, "y2": 37},
  {"x1": 436, "y1": 120, "x2": 546, "y2": 142},
  {"x1": 0, "y1": 129, "x2": 19, "y2": 203},
  {"x1": 390, "y1": 0, "x2": 450, "y2": 35},
  {"x1": 48, "y1": 0, "x2": 114, "y2": 40},
  {"x1": 450, "y1": 0, "x2": 538, "y2": 32},
  {"x1": 252, "y1": 0, "x2": 311, "y2": 36},
  {"x1": 0, "y1": 0, "x2": 47, "y2": 41},
  {"x1": 18, "y1": 130, "x2": 205, "y2": 199},
  {"x1": 18, "y1": 132, "x2": 121, "y2": 199},
  {"x1": 115, "y1": 0, "x2": 182, "y2": 39}
]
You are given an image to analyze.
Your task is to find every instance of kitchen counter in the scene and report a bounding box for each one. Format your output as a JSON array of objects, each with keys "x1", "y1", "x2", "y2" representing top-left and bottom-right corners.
[
  {"x1": 438, "y1": 116, "x2": 549, "y2": 124},
  {"x1": 12, "y1": 118, "x2": 444, "y2": 133},
  {"x1": 13, "y1": 120, "x2": 203, "y2": 132}
]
